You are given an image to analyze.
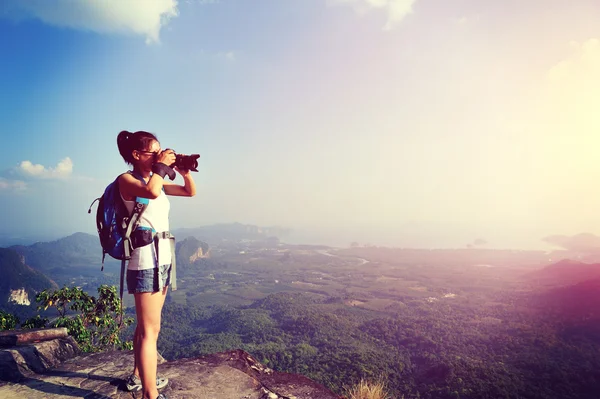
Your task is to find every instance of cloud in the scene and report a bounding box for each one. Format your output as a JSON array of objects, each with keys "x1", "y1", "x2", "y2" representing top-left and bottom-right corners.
[
  {"x1": 547, "y1": 39, "x2": 600, "y2": 82},
  {"x1": 3, "y1": 0, "x2": 179, "y2": 44},
  {"x1": 545, "y1": 38, "x2": 600, "y2": 121},
  {"x1": 328, "y1": 0, "x2": 416, "y2": 30},
  {"x1": 16, "y1": 157, "x2": 73, "y2": 179},
  {"x1": 0, "y1": 178, "x2": 27, "y2": 191},
  {"x1": 536, "y1": 38, "x2": 600, "y2": 161}
]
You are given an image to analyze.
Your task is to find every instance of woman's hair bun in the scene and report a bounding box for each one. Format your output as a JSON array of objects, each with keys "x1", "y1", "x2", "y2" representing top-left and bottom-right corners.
[
  {"x1": 118, "y1": 130, "x2": 131, "y2": 139},
  {"x1": 116, "y1": 130, "x2": 159, "y2": 166}
]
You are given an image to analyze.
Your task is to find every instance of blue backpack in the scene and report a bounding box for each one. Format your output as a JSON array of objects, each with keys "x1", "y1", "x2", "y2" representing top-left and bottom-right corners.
[{"x1": 88, "y1": 172, "x2": 148, "y2": 298}]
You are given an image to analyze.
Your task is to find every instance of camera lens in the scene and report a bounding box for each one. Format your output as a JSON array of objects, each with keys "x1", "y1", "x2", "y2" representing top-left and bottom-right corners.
[{"x1": 175, "y1": 154, "x2": 200, "y2": 172}]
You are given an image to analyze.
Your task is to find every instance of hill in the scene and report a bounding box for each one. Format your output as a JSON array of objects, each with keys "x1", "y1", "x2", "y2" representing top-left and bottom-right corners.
[
  {"x1": 10, "y1": 232, "x2": 101, "y2": 273},
  {"x1": 530, "y1": 278, "x2": 600, "y2": 319},
  {"x1": 0, "y1": 247, "x2": 56, "y2": 313},
  {"x1": 175, "y1": 236, "x2": 210, "y2": 278},
  {"x1": 8, "y1": 232, "x2": 108, "y2": 288},
  {"x1": 528, "y1": 258, "x2": 600, "y2": 286}
]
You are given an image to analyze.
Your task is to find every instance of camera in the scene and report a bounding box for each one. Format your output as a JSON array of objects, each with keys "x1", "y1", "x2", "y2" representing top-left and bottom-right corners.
[
  {"x1": 174, "y1": 153, "x2": 200, "y2": 172},
  {"x1": 160, "y1": 149, "x2": 200, "y2": 172}
]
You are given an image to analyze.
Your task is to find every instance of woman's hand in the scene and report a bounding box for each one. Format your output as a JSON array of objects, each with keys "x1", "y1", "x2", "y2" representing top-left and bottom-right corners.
[
  {"x1": 174, "y1": 166, "x2": 190, "y2": 176},
  {"x1": 156, "y1": 149, "x2": 176, "y2": 166},
  {"x1": 164, "y1": 159, "x2": 196, "y2": 196}
]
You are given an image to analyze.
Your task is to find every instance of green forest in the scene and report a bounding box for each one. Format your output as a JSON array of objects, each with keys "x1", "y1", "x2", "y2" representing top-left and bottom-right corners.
[
  {"x1": 4, "y1": 233, "x2": 600, "y2": 399},
  {"x1": 152, "y1": 290, "x2": 600, "y2": 399}
]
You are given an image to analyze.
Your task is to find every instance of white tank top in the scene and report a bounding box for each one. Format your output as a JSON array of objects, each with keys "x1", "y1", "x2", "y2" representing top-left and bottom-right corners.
[{"x1": 121, "y1": 187, "x2": 172, "y2": 271}]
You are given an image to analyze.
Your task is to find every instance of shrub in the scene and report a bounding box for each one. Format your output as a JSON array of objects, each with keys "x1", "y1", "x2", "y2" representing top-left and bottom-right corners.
[
  {"x1": 21, "y1": 315, "x2": 49, "y2": 329},
  {"x1": 0, "y1": 310, "x2": 19, "y2": 331},
  {"x1": 36, "y1": 285, "x2": 133, "y2": 352},
  {"x1": 344, "y1": 378, "x2": 394, "y2": 399}
]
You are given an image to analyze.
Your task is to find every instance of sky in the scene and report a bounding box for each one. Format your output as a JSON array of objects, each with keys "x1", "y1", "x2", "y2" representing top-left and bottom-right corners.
[{"x1": 0, "y1": 0, "x2": 599, "y2": 249}]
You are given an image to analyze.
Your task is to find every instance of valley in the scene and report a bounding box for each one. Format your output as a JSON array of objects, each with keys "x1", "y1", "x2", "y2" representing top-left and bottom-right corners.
[{"x1": 3, "y1": 228, "x2": 600, "y2": 398}]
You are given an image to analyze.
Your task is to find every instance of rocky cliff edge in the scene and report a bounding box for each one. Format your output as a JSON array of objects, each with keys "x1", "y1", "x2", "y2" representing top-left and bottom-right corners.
[{"x1": 0, "y1": 328, "x2": 340, "y2": 399}]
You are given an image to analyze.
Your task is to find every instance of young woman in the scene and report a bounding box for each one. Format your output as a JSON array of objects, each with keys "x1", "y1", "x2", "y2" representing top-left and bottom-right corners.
[{"x1": 116, "y1": 130, "x2": 196, "y2": 399}]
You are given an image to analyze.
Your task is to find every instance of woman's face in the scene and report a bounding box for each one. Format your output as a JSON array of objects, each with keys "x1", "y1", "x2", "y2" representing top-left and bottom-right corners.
[{"x1": 133, "y1": 140, "x2": 161, "y2": 170}]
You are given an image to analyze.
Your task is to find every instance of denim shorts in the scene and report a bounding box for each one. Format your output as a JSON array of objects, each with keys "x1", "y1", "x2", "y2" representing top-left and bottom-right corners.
[{"x1": 127, "y1": 264, "x2": 172, "y2": 294}]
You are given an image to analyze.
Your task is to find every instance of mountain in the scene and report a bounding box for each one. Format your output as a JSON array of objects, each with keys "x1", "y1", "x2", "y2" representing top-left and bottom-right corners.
[
  {"x1": 531, "y1": 278, "x2": 600, "y2": 319},
  {"x1": 176, "y1": 236, "x2": 210, "y2": 262},
  {"x1": 0, "y1": 247, "x2": 57, "y2": 310},
  {"x1": 5, "y1": 225, "x2": 279, "y2": 285},
  {"x1": 528, "y1": 259, "x2": 600, "y2": 286},
  {"x1": 175, "y1": 236, "x2": 210, "y2": 278},
  {"x1": 173, "y1": 222, "x2": 289, "y2": 243},
  {"x1": 0, "y1": 232, "x2": 60, "y2": 248},
  {"x1": 9, "y1": 232, "x2": 103, "y2": 277}
]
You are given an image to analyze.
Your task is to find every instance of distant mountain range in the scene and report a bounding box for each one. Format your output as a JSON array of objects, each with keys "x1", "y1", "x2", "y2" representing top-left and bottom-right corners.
[
  {"x1": 0, "y1": 223, "x2": 280, "y2": 307},
  {"x1": 173, "y1": 222, "x2": 289, "y2": 242},
  {"x1": 2, "y1": 223, "x2": 282, "y2": 274},
  {"x1": 0, "y1": 232, "x2": 213, "y2": 313}
]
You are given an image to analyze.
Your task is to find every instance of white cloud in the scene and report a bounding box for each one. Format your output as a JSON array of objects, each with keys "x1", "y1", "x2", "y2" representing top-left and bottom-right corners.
[
  {"x1": 4, "y1": 0, "x2": 179, "y2": 44},
  {"x1": 328, "y1": 0, "x2": 416, "y2": 30},
  {"x1": 547, "y1": 38, "x2": 600, "y2": 83},
  {"x1": 519, "y1": 38, "x2": 600, "y2": 223},
  {"x1": 17, "y1": 157, "x2": 73, "y2": 179},
  {"x1": 0, "y1": 178, "x2": 27, "y2": 191}
]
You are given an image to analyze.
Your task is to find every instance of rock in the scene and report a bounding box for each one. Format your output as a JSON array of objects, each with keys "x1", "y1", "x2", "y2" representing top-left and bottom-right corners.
[
  {"x1": 0, "y1": 328, "x2": 69, "y2": 347},
  {"x1": 8, "y1": 288, "x2": 30, "y2": 306},
  {"x1": 0, "y1": 342, "x2": 340, "y2": 399},
  {"x1": 0, "y1": 336, "x2": 80, "y2": 382}
]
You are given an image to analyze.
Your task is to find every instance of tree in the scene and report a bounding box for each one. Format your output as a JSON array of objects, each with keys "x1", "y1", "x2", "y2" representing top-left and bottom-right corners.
[{"x1": 36, "y1": 285, "x2": 133, "y2": 352}]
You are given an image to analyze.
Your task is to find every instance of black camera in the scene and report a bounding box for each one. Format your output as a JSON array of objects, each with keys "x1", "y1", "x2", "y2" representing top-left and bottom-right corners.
[{"x1": 174, "y1": 153, "x2": 200, "y2": 172}]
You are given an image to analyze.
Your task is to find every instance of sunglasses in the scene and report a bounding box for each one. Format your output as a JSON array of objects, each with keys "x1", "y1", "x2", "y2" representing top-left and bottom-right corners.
[{"x1": 137, "y1": 150, "x2": 160, "y2": 156}]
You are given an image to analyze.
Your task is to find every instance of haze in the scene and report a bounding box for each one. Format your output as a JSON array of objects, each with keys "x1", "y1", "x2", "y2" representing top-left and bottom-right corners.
[{"x1": 1, "y1": 0, "x2": 598, "y2": 249}]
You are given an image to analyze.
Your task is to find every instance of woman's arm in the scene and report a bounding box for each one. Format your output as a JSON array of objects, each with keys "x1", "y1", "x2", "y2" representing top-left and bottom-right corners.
[
  {"x1": 164, "y1": 167, "x2": 196, "y2": 197},
  {"x1": 119, "y1": 150, "x2": 176, "y2": 200},
  {"x1": 119, "y1": 173, "x2": 165, "y2": 200}
]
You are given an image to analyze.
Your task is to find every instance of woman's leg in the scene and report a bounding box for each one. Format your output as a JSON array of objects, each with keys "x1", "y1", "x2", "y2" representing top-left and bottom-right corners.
[
  {"x1": 132, "y1": 324, "x2": 141, "y2": 378},
  {"x1": 134, "y1": 286, "x2": 168, "y2": 399}
]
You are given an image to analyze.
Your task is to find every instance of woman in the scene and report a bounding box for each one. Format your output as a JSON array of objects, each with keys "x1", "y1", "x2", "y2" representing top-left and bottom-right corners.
[{"x1": 116, "y1": 130, "x2": 196, "y2": 399}]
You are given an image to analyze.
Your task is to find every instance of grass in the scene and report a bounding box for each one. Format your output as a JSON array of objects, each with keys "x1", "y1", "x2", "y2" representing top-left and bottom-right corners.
[{"x1": 344, "y1": 379, "x2": 395, "y2": 399}]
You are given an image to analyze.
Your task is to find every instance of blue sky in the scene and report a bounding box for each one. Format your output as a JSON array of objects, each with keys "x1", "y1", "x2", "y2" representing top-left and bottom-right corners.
[{"x1": 1, "y1": 0, "x2": 599, "y2": 249}]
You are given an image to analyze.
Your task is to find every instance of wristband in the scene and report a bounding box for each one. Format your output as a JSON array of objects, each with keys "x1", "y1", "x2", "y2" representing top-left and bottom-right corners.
[{"x1": 152, "y1": 162, "x2": 176, "y2": 180}]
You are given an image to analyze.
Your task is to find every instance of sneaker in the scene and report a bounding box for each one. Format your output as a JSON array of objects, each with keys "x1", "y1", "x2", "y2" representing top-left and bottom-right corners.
[
  {"x1": 125, "y1": 374, "x2": 169, "y2": 392},
  {"x1": 157, "y1": 394, "x2": 168, "y2": 399}
]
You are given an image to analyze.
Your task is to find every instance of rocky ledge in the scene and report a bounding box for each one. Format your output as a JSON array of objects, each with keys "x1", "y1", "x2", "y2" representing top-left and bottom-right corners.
[{"x1": 0, "y1": 329, "x2": 340, "y2": 399}]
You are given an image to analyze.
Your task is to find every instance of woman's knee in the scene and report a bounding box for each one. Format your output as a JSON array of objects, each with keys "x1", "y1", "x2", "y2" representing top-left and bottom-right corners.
[{"x1": 137, "y1": 324, "x2": 160, "y2": 341}]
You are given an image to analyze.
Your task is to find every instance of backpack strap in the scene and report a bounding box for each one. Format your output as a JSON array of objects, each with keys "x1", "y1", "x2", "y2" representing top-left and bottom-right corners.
[
  {"x1": 169, "y1": 235, "x2": 177, "y2": 291},
  {"x1": 87, "y1": 196, "x2": 106, "y2": 271},
  {"x1": 119, "y1": 171, "x2": 150, "y2": 301},
  {"x1": 153, "y1": 232, "x2": 177, "y2": 291}
]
